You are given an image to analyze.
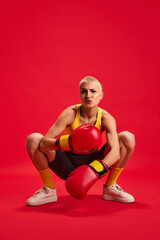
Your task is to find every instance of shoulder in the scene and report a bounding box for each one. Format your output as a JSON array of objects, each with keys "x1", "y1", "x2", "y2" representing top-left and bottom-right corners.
[
  {"x1": 101, "y1": 109, "x2": 117, "y2": 131},
  {"x1": 101, "y1": 109, "x2": 115, "y2": 121},
  {"x1": 57, "y1": 105, "x2": 77, "y2": 126},
  {"x1": 62, "y1": 105, "x2": 77, "y2": 116}
]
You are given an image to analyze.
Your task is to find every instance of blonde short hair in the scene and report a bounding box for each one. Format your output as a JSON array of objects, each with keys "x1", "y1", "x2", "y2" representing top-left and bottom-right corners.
[{"x1": 79, "y1": 76, "x2": 102, "y2": 93}]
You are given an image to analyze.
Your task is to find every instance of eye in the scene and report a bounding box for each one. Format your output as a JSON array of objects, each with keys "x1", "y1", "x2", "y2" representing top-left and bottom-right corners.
[
  {"x1": 81, "y1": 89, "x2": 87, "y2": 94},
  {"x1": 91, "y1": 89, "x2": 96, "y2": 93}
]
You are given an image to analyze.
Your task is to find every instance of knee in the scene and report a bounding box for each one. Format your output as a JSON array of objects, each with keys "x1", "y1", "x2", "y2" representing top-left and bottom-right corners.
[
  {"x1": 26, "y1": 133, "x2": 43, "y2": 153},
  {"x1": 119, "y1": 131, "x2": 135, "y2": 151}
]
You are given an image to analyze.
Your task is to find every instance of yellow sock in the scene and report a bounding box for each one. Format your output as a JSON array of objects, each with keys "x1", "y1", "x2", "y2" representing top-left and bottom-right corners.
[
  {"x1": 105, "y1": 167, "x2": 124, "y2": 187},
  {"x1": 38, "y1": 168, "x2": 55, "y2": 189}
]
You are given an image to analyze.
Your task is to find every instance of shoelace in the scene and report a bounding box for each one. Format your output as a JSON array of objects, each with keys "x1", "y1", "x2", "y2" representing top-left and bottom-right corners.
[
  {"x1": 33, "y1": 187, "x2": 47, "y2": 198},
  {"x1": 114, "y1": 184, "x2": 125, "y2": 193},
  {"x1": 114, "y1": 184, "x2": 133, "y2": 198}
]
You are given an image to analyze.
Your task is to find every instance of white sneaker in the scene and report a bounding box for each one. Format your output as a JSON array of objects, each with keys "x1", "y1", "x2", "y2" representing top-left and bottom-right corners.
[
  {"x1": 26, "y1": 186, "x2": 58, "y2": 206},
  {"x1": 102, "y1": 184, "x2": 135, "y2": 203}
]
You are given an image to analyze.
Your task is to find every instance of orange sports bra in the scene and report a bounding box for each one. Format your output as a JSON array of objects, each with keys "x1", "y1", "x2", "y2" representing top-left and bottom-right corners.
[{"x1": 64, "y1": 104, "x2": 103, "y2": 135}]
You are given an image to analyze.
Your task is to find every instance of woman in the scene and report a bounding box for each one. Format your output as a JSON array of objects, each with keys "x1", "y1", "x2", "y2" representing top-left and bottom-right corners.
[{"x1": 26, "y1": 76, "x2": 135, "y2": 206}]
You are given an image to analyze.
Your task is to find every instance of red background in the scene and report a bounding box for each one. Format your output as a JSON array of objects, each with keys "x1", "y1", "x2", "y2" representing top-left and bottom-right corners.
[{"x1": 0, "y1": 0, "x2": 160, "y2": 240}]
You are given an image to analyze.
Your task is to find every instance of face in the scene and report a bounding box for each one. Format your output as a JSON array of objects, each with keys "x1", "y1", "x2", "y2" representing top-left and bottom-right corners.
[{"x1": 79, "y1": 81, "x2": 103, "y2": 108}]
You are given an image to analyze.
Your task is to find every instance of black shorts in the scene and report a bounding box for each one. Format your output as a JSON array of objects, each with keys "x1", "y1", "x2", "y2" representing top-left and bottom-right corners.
[{"x1": 49, "y1": 143, "x2": 107, "y2": 180}]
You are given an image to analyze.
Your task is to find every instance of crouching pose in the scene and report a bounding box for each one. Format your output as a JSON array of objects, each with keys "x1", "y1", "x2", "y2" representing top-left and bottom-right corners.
[{"x1": 26, "y1": 76, "x2": 135, "y2": 206}]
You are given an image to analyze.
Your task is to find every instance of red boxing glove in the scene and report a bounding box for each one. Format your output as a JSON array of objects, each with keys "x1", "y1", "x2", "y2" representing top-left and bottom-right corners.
[
  {"x1": 65, "y1": 160, "x2": 109, "y2": 199},
  {"x1": 56, "y1": 124, "x2": 102, "y2": 152}
]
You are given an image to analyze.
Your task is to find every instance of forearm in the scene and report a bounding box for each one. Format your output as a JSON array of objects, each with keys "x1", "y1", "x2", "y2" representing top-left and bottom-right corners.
[
  {"x1": 39, "y1": 137, "x2": 58, "y2": 152},
  {"x1": 102, "y1": 148, "x2": 120, "y2": 168}
]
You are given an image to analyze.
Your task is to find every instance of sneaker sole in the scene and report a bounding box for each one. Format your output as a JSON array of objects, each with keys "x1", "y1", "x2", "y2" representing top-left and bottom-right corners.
[
  {"x1": 102, "y1": 195, "x2": 135, "y2": 203},
  {"x1": 26, "y1": 196, "x2": 58, "y2": 206}
]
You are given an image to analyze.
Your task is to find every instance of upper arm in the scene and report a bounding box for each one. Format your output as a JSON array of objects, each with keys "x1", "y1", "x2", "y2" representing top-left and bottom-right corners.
[
  {"x1": 101, "y1": 112, "x2": 119, "y2": 151},
  {"x1": 44, "y1": 106, "x2": 76, "y2": 139}
]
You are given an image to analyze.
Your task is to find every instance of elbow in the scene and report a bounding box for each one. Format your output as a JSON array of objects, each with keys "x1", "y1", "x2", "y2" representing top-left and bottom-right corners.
[
  {"x1": 39, "y1": 137, "x2": 57, "y2": 152},
  {"x1": 117, "y1": 151, "x2": 121, "y2": 161},
  {"x1": 39, "y1": 138, "x2": 45, "y2": 152}
]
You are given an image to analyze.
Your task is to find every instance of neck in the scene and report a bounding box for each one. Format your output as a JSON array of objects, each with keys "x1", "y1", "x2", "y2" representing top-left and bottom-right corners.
[{"x1": 81, "y1": 105, "x2": 98, "y2": 119}]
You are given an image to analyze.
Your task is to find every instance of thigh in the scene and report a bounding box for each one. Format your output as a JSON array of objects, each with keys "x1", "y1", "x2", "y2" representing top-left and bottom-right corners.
[
  {"x1": 49, "y1": 150, "x2": 75, "y2": 180},
  {"x1": 65, "y1": 151, "x2": 99, "y2": 168}
]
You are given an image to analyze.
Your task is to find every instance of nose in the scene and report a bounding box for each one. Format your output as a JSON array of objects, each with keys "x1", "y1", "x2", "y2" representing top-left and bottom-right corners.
[{"x1": 86, "y1": 90, "x2": 91, "y2": 98}]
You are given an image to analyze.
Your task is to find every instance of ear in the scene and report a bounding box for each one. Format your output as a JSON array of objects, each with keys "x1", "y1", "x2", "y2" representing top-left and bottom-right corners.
[{"x1": 100, "y1": 91, "x2": 104, "y2": 100}]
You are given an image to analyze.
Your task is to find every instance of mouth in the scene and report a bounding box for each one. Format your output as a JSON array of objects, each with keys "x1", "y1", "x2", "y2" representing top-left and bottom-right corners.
[{"x1": 85, "y1": 99, "x2": 92, "y2": 103}]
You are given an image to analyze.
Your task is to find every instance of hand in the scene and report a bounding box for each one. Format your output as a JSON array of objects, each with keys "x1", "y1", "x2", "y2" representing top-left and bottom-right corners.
[
  {"x1": 65, "y1": 160, "x2": 109, "y2": 199},
  {"x1": 56, "y1": 124, "x2": 102, "y2": 152}
]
